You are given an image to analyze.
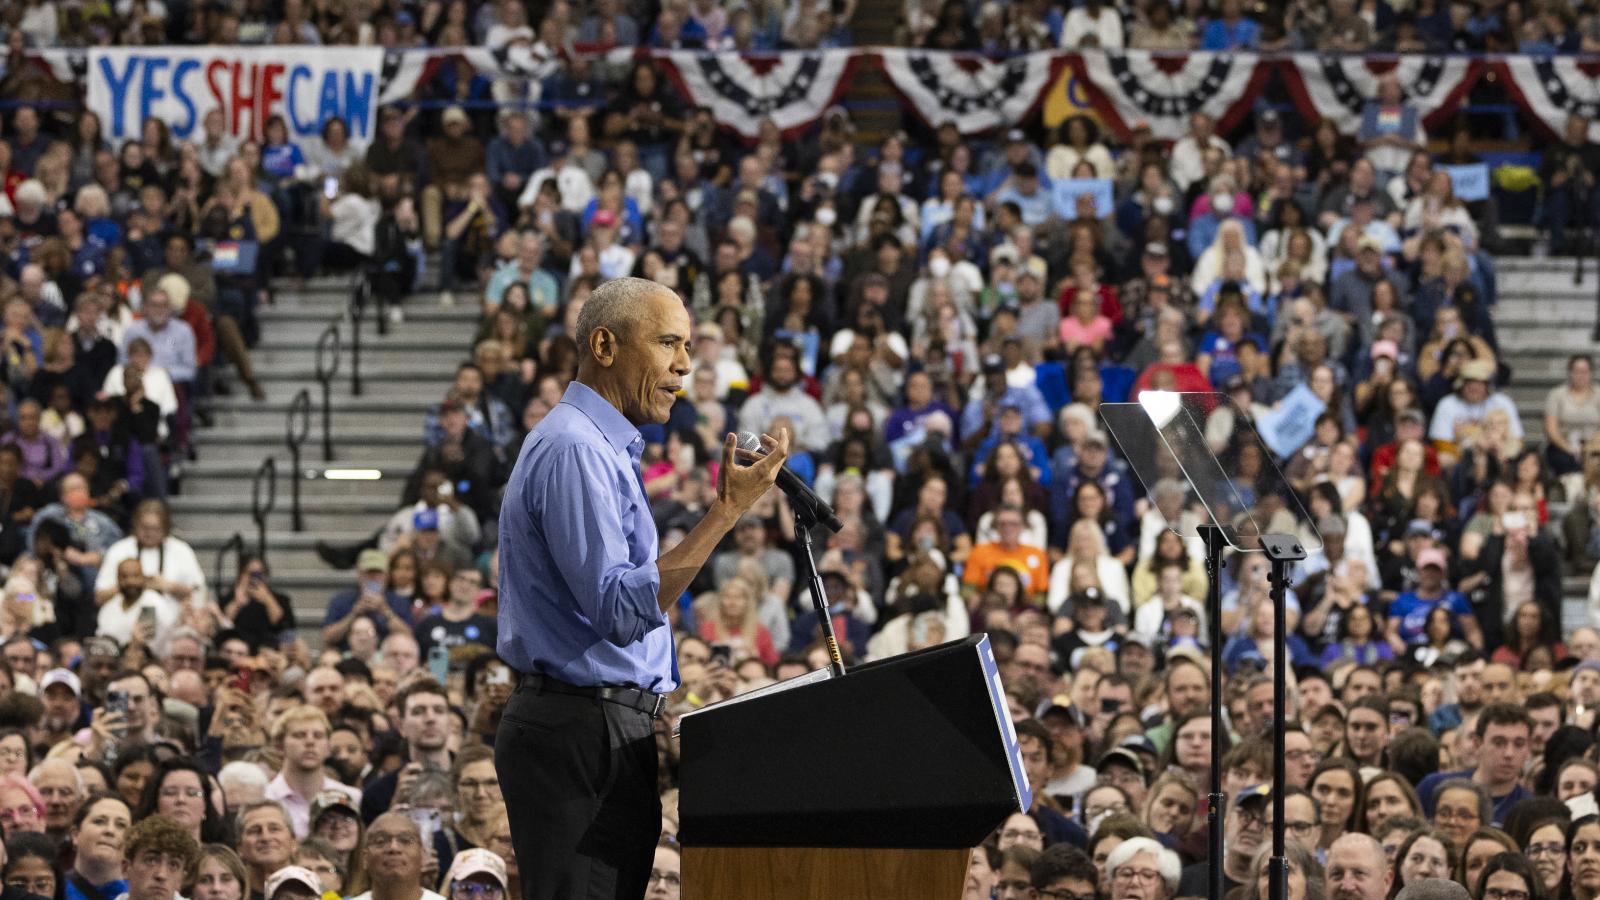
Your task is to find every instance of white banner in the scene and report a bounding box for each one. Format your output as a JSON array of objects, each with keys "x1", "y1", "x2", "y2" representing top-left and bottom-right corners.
[
  {"x1": 878, "y1": 49, "x2": 1057, "y2": 134},
  {"x1": 1283, "y1": 55, "x2": 1481, "y2": 135},
  {"x1": 86, "y1": 46, "x2": 386, "y2": 144}
]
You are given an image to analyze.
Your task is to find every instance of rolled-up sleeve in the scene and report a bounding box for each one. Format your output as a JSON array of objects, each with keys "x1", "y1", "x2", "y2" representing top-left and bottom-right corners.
[{"x1": 532, "y1": 443, "x2": 663, "y2": 647}]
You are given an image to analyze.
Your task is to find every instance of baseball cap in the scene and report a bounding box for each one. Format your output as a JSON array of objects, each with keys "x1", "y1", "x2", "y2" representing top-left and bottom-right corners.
[
  {"x1": 1040, "y1": 701, "x2": 1085, "y2": 728},
  {"x1": 356, "y1": 549, "x2": 389, "y2": 573},
  {"x1": 1006, "y1": 128, "x2": 1026, "y2": 143},
  {"x1": 264, "y1": 867, "x2": 322, "y2": 899},
  {"x1": 441, "y1": 105, "x2": 468, "y2": 126},
  {"x1": 412, "y1": 508, "x2": 440, "y2": 532},
  {"x1": 1259, "y1": 109, "x2": 1282, "y2": 126},
  {"x1": 446, "y1": 849, "x2": 508, "y2": 891},
  {"x1": 981, "y1": 353, "x2": 1005, "y2": 375},
  {"x1": 1096, "y1": 748, "x2": 1145, "y2": 778},
  {"x1": 1119, "y1": 734, "x2": 1158, "y2": 757},
  {"x1": 1398, "y1": 408, "x2": 1426, "y2": 427},
  {"x1": 591, "y1": 209, "x2": 618, "y2": 229},
  {"x1": 1020, "y1": 258, "x2": 1048, "y2": 282},
  {"x1": 39, "y1": 668, "x2": 80, "y2": 697},
  {"x1": 1416, "y1": 547, "x2": 1449, "y2": 571},
  {"x1": 1403, "y1": 518, "x2": 1437, "y2": 539},
  {"x1": 310, "y1": 790, "x2": 358, "y2": 824},
  {"x1": 1357, "y1": 234, "x2": 1384, "y2": 252},
  {"x1": 1234, "y1": 783, "x2": 1272, "y2": 807}
]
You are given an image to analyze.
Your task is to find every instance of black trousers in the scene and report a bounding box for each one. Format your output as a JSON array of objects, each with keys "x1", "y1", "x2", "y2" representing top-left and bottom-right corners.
[{"x1": 495, "y1": 680, "x2": 661, "y2": 900}]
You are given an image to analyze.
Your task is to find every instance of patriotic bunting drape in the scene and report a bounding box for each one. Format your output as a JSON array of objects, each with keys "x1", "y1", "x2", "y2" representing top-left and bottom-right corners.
[
  {"x1": 1496, "y1": 56, "x2": 1600, "y2": 141},
  {"x1": 1070, "y1": 49, "x2": 1271, "y2": 141},
  {"x1": 27, "y1": 46, "x2": 1600, "y2": 146},
  {"x1": 877, "y1": 49, "x2": 1061, "y2": 134},
  {"x1": 1279, "y1": 55, "x2": 1484, "y2": 135},
  {"x1": 653, "y1": 50, "x2": 857, "y2": 139}
]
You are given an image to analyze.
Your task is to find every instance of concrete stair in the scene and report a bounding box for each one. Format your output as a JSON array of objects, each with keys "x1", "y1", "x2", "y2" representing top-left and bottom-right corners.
[
  {"x1": 173, "y1": 276, "x2": 481, "y2": 634},
  {"x1": 1493, "y1": 257, "x2": 1600, "y2": 631}
]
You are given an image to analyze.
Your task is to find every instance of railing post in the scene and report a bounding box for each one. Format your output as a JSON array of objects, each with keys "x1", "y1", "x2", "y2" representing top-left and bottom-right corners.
[
  {"x1": 370, "y1": 267, "x2": 389, "y2": 338},
  {"x1": 250, "y1": 458, "x2": 277, "y2": 565},
  {"x1": 314, "y1": 321, "x2": 342, "y2": 462},
  {"x1": 214, "y1": 533, "x2": 244, "y2": 599},
  {"x1": 286, "y1": 390, "x2": 312, "y2": 532},
  {"x1": 348, "y1": 278, "x2": 366, "y2": 397}
]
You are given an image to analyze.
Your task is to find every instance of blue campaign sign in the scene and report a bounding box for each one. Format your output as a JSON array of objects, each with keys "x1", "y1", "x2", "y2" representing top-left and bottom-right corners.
[
  {"x1": 1256, "y1": 382, "x2": 1328, "y2": 460},
  {"x1": 1052, "y1": 178, "x2": 1115, "y2": 219},
  {"x1": 1441, "y1": 164, "x2": 1491, "y2": 202},
  {"x1": 978, "y1": 633, "x2": 1033, "y2": 812}
]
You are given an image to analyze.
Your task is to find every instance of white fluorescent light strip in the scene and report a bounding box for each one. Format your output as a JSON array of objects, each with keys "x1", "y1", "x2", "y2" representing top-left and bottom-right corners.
[{"x1": 323, "y1": 468, "x2": 383, "y2": 481}]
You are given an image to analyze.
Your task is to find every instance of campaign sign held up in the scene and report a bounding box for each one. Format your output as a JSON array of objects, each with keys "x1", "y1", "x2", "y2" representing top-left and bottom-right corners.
[{"x1": 88, "y1": 46, "x2": 384, "y2": 144}]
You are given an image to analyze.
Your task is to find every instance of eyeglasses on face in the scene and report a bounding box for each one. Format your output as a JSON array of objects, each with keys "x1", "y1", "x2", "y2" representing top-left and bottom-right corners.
[{"x1": 647, "y1": 871, "x2": 681, "y2": 888}]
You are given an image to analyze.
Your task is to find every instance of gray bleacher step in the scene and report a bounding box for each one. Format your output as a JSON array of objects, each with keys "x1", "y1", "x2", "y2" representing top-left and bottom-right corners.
[
  {"x1": 195, "y1": 428, "x2": 426, "y2": 446},
  {"x1": 185, "y1": 444, "x2": 426, "y2": 465}
]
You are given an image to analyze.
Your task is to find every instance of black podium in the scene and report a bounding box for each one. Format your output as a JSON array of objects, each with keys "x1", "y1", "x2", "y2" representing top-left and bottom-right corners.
[{"x1": 678, "y1": 634, "x2": 1029, "y2": 898}]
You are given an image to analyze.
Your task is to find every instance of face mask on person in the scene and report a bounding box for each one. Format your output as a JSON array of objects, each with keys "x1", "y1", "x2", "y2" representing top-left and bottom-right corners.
[{"x1": 929, "y1": 255, "x2": 951, "y2": 279}]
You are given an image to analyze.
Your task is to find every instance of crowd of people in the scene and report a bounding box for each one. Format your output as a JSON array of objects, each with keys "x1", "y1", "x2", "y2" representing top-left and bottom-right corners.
[{"x1": 3, "y1": 0, "x2": 1600, "y2": 898}]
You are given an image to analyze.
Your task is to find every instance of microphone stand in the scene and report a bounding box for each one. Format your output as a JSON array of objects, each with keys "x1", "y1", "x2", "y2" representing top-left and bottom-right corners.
[
  {"x1": 792, "y1": 495, "x2": 847, "y2": 678},
  {"x1": 1198, "y1": 524, "x2": 1228, "y2": 900},
  {"x1": 1260, "y1": 534, "x2": 1307, "y2": 900}
]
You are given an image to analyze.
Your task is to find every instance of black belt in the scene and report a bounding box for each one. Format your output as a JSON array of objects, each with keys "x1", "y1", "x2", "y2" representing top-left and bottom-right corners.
[{"x1": 521, "y1": 673, "x2": 668, "y2": 719}]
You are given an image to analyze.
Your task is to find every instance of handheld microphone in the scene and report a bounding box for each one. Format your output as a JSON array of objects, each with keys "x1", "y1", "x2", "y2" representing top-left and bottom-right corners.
[{"x1": 735, "y1": 431, "x2": 843, "y2": 533}]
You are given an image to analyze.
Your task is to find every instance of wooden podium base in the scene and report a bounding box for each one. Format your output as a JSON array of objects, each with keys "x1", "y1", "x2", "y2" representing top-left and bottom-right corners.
[{"x1": 683, "y1": 846, "x2": 968, "y2": 899}]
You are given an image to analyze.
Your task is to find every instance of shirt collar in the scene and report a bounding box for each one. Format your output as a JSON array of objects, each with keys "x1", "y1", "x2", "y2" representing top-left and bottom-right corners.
[{"x1": 561, "y1": 381, "x2": 642, "y2": 457}]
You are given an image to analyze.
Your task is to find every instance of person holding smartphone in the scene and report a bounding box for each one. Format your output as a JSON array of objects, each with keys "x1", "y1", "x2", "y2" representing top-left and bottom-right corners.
[
  {"x1": 94, "y1": 558, "x2": 178, "y2": 652},
  {"x1": 223, "y1": 556, "x2": 296, "y2": 650}
]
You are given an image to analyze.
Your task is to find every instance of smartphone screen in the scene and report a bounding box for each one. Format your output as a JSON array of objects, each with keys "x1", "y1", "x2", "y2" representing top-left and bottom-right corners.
[
  {"x1": 323, "y1": 176, "x2": 339, "y2": 200},
  {"x1": 428, "y1": 645, "x2": 449, "y2": 684}
]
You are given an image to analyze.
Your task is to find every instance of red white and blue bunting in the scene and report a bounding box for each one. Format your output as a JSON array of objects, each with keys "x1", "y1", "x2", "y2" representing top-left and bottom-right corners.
[
  {"x1": 16, "y1": 47, "x2": 1600, "y2": 144},
  {"x1": 653, "y1": 50, "x2": 857, "y2": 139},
  {"x1": 1497, "y1": 56, "x2": 1600, "y2": 141},
  {"x1": 1071, "y1": 50, "x2": 1271, "y2": 141},
  {"x1": 877, "y1": 49, "x2": 1060, "y2": 134},
  {"x1": 1280, "y1": 55, "x2": 1483, "y2": 135}
]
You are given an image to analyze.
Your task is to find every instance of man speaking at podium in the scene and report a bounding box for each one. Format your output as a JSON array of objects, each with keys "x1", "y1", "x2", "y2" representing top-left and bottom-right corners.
[{"x1": 494, "y1": 276, "x2": 788, "y2": 899}]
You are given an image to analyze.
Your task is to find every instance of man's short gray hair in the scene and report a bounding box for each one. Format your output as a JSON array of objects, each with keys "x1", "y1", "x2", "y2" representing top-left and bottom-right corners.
[
  {"x1": 1396, "y1": 880, "x2": 1472, "y2": 900},
  {"x1": 574, "y1": 276, "x2": 675, "y2": 353}
]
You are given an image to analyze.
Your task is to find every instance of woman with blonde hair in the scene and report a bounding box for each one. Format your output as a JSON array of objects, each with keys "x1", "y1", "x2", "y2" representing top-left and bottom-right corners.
[
  {"x1": 697, "y1": 577, "x2": 778, "y2": 667},
  {"x1": 1047, "y1": 518, "x2": 1131, "y2": 616},
  {"x1": 1190, "y1": 216, "x2": 1267, "y2": 297},
  {"x1": 733, "y1": 556, "x2": 791, "y2": 653}
]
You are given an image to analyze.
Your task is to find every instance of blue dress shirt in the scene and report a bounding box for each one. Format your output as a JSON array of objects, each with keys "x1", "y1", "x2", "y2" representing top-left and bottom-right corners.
[{"x1": 497, "y1": 381, "x2": 676, "y2": 692}]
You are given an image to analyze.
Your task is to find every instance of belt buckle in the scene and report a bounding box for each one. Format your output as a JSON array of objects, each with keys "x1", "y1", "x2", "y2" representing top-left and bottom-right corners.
[{"x1": 650, "y1": 693, "x2": 666, "y2": 718}]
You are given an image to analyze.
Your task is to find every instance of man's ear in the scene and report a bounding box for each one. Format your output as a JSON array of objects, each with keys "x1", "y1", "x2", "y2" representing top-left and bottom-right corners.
[{"x1": 589, "y1": 327, "x2": 617, "y2": 368}]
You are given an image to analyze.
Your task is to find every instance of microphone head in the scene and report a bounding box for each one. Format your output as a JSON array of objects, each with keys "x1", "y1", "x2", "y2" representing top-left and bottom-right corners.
[{"x1": 734, "y1": 431, "x2": 765, "y2": 454}]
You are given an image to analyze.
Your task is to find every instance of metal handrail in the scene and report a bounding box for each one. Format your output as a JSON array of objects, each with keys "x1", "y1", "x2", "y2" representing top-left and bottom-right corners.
[
  {"x1": 347, "y1": 277, "x2": 368, "y2": 395},
  {"x1": 286, "y1": 390, "x2": 312, "y2": 532},
  {"x1": 250, "y1": 457, "x2": 277, "y2": 564},
  {"x1": 314, "y1": 321, "x2": 341, "y2": 462},
  {"x1": 214, "y1": 532, "x2": 245, "y2": 599}
]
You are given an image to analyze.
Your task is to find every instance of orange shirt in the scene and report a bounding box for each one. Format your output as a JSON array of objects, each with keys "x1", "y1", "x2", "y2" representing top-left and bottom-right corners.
[{"x1": 963, "y1": 541, "x2": 1051, "y2": 596}]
